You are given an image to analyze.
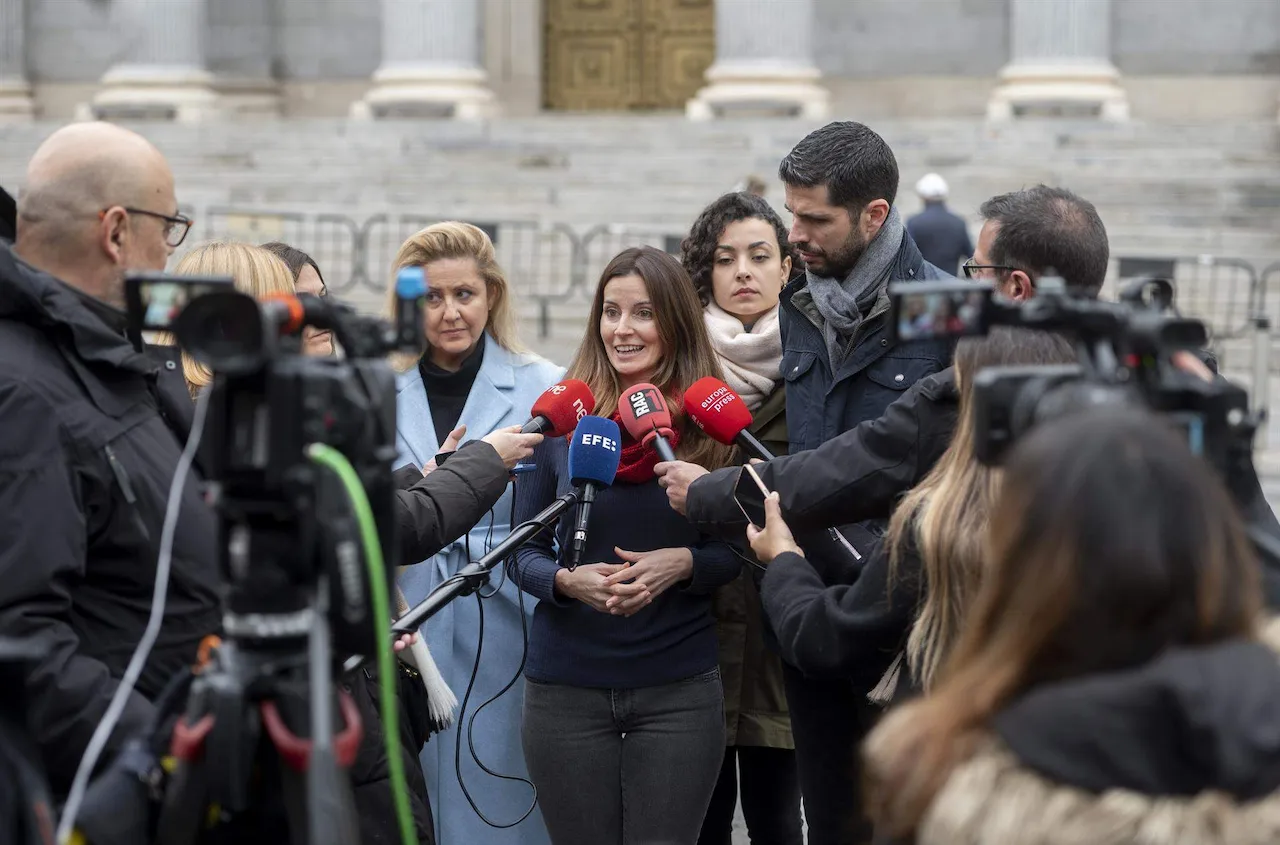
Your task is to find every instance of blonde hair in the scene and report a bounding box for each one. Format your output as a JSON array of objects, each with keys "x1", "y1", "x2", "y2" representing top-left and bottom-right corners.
[
  {"x1": 885, "y1": 328, "x2": 1077, "y2": 691},
  {"x1": 385, "y1": 222, "x2": 525, "y2": 371},
  {"x1": 166, "y1": 241, "x2": 296, "y2": 396}
]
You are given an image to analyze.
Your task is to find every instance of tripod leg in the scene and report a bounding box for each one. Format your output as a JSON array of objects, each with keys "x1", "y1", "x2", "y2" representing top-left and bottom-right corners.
[{"x1": 155, "y1": 757, "x2": 212, "y2": 845}]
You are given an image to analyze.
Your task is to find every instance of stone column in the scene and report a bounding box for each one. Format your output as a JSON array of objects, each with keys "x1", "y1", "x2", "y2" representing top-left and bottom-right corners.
[
  {"x1": 87, "y1": 0, "x2": 219, "y2": 122},
  {"x1": 988, "y1": 0, "x2": 1128, "y2": 121},
  {"x1": 686, "y1": 0, "x2": 829, "y2": 121},
  {"x1": 353, "y1": 0, "x2": 496, "y2": 120},
  {"x1": 0, "y1": 0, "x2": 34, "y2": 122}
]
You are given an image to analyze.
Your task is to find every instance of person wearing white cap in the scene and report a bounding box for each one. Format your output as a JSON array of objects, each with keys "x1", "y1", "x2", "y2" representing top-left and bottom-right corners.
[{"x1": 906, "y1": 173, "x2": 972, "y2": 276}]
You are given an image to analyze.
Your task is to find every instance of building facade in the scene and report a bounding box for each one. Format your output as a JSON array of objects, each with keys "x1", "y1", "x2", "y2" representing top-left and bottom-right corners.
[{"x1": 0, "y1": 0, "x2": 1277, "y2": 123}]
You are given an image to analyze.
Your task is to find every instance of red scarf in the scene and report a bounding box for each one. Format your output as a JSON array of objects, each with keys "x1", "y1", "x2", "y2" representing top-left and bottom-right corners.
[{"x1": 609, "y1": 409, "x2": 682, "y2": 484}]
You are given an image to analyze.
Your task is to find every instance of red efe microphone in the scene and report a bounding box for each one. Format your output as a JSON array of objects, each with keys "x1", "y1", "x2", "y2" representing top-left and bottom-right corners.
[
  {"x1": 683, "y1": 376, "x2": 775, "y2": 460},
  {"x1": 522, "y1": 379, "x2": 595, "y2": 435},
  {"x1": 618, "y1": 383, "x2": 677, "y2": 462}
]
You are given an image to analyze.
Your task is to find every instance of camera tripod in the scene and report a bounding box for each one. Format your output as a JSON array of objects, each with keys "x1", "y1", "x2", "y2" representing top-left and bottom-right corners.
[{"x1": 154, "y1": 590, "x2": 364, "y2": 845}]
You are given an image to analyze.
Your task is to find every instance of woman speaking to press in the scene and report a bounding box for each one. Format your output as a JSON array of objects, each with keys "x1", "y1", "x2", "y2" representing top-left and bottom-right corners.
[{"x1": 512, "y1": 246, "x2": 740, "y2": 845}]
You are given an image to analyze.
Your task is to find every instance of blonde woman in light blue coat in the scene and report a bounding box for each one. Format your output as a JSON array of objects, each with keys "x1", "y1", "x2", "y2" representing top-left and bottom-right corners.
[{"x1": 390, "y1": 222, "x2": 561, "y2": 845}]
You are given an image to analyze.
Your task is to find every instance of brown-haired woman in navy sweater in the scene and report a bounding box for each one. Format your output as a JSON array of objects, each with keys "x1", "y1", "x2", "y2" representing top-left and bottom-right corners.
[{"x1": 513, "y1": 246, "x2": 739, "y2": 845}]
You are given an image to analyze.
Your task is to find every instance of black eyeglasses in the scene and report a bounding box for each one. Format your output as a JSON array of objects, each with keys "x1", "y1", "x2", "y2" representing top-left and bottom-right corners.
[
  {"x1": 962, "y1": 258, "x2": 1020, "y2": 279},
  {"x1": 102, "y1": 207, "x2": 194, "y2": 248}
]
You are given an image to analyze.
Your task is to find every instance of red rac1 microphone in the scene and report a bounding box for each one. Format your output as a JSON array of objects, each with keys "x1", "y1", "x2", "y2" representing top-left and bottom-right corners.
[
  {"x1": 618, "y1": 383, "x2": 677, "y2": 462},
  {"x1": 683, "y1": 377, "x2": 775, "y2": 460},
  {"x1": 522, "y1": 379, "x2": 596, "y2": 436}
]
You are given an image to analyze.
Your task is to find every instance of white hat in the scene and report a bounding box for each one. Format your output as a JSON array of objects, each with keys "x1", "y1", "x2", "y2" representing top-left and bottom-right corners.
[{"x1": 915, "y1": 173, "x2": 948, "y2": 200}]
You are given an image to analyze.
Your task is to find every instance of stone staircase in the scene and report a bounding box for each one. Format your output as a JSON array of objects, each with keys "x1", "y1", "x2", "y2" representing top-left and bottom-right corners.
[{"x1": 2, "y1": 115, "x2": 1279, "y2": 500}]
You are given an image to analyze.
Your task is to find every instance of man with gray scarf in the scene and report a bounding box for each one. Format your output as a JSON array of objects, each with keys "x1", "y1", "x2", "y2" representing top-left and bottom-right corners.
[{"x1": 772, "y1": 121, "x2": 953, "y2": 845}]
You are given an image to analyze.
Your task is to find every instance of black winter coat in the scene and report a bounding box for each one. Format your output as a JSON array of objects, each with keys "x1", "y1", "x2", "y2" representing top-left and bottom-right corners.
[
  {"x1": 687, "y1": 368, "x2": 959, "y2": 544},
  {"x1": 778, "y1": 230, "x2": 953, "y2": 564},
  {"x1": 0, "y1": 244, "x2": 222, "y2": 796},
  {"x1": 688, "y1": 369, "x2": 956, "y2": 694}
]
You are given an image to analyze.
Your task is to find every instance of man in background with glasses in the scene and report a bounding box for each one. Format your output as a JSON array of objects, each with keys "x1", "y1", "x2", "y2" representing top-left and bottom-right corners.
[
  {"x1": 963, "y1": 184, "x2": 1109, "y2": 299},
  {"x1": 0, "y1": 121, "x2": 219, "y2": 801}
]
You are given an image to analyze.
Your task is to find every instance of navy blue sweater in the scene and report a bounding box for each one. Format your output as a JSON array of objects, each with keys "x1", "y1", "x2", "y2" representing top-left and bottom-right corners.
[{"x1": 512, "y1": 435, "x2": 741, "y2": 688}]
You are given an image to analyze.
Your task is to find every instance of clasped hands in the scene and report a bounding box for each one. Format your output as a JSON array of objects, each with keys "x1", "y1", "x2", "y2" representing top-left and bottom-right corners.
[{"x1": 555, "y1": 547, "x2": 694, "y2": 617}]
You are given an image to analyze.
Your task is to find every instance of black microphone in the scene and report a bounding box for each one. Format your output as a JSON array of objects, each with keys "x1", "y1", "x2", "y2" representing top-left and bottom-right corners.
[{"x1": 566, "y1": 416, "x2": 623, "y2": 569}]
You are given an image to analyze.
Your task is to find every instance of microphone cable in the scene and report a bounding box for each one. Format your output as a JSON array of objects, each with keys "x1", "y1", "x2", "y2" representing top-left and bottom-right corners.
[{"x1": 450, "y1": 477, "x2": 539, "y2": 828}]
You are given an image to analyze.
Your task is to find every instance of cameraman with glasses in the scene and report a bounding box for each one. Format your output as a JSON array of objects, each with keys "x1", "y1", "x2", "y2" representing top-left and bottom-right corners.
[{"x1": 0, "y1": 123, "x2": 214, "y2": 803}]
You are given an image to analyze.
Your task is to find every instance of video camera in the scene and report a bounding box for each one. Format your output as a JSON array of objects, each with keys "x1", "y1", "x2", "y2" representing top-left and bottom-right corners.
[
  {"x1": 128, "y1": 272, "x2": 424, "y2": 654},
  {"x1": 888, "y1": 274, "x2": 1259, "y2": 478},
  {"x1": 108, "y1": 270, "x2": 428, "y2": 845}
]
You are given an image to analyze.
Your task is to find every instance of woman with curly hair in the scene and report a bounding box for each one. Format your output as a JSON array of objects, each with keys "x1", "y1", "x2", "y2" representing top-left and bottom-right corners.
[{"x1": 678, "y1": 192, "x2": 805, "y2": 845}]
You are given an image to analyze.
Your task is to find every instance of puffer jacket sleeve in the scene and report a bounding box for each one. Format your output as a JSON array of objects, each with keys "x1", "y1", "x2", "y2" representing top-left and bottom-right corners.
[
  {"x1": 394, "y1": 439, "x2": 511, "y2": 566},
  {"x1": 687, "y1": 369, "x2": 957, "y2": 537}
]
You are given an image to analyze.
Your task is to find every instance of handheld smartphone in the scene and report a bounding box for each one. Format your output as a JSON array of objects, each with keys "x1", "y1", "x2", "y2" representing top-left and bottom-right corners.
[
  {"x1": 733, "y1": 462, "x2": 772, "y2": 526},
  {"x1": 124, "y1": 272, "x2": 234, "y2": 334},
  {"x1": 888, "y1": 280, "x2": 993, "y2": 343}
]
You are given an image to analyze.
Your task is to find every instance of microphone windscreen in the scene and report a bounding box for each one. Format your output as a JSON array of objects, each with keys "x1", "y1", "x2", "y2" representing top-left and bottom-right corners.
[
  {"x1": 530, "y1": 379, "x2": 596, "y2": 436},
  {"x1": 567, "y1": 416, "x2": 621, "y2": 487},
  {"x1": 683, "y1": 377, "x2": 753, "y2": 445},
  {"x1": 617, "y1": 383, "x2": 673, "y2": 442}
]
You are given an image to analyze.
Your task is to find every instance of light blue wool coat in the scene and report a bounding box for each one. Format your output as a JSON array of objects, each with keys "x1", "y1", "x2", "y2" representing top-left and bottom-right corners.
[{"x1": 395, "y1": 334, "x2": 562, "y2": 845}]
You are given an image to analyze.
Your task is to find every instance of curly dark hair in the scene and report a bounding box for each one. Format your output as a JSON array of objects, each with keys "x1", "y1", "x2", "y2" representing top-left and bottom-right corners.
[{"x1": 680, "y1": 192, "x2": 802, "y2": 307}]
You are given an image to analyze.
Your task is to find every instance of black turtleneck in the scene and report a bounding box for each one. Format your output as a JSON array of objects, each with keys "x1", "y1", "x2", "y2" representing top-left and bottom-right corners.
[{"x1": 418, "y1": 334, "x2": 486, "y2": 445}]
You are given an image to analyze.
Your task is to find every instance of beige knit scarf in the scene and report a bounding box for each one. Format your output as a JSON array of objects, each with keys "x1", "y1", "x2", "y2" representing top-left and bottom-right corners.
[{"x1": 703, "y1": 302, "x2": 783, "y2": 412}]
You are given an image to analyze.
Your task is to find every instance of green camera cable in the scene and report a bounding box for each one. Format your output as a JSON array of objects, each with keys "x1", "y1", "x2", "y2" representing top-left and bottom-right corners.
[{"x1": 307, "y1": 444, "x2": 416, "y2": 845}]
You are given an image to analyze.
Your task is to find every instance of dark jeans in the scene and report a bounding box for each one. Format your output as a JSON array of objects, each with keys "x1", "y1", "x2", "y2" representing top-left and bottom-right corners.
[
  {"x1": 697, "y1": 746, "x2": 803, "y2": 845},
  {"x1": 522, "y1": 669, "x2": 726, "y2": 845},
  {"x1": 781, "y1": 664, "x2": 881, "y2": 845}
]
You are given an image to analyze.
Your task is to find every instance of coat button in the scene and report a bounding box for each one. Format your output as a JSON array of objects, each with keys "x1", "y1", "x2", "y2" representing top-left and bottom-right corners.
[
  {"x1": 881, "y1": 339, "x2": 888, "y2": 347},
  {"x1": 165, "y1": 360, "x2": 177, "y2": 370},
  {"x1": 894, "y1": 373, "x2": 904, "y2": 383},
  {"x1": 791, "y1": 365, "x2": 800, "y2": 375}
]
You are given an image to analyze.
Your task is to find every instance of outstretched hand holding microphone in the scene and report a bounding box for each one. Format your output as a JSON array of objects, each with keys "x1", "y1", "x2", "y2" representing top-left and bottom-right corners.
[{"x1": 654, "y1": 376, "x2": 764, "y2": 514}]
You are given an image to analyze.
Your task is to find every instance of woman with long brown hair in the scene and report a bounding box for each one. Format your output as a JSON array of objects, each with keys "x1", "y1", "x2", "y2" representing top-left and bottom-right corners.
[
  {"x1": 864, "y1": 407, "x2": 1280, "y2": 845},
  {"x1": 512, "y1": 246, "x2": 739, "y2": 845}
]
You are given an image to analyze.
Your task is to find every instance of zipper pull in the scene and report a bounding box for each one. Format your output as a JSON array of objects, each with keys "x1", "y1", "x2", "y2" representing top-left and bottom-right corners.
[{"x1": 104, "y1": 445, "x2": 137, "y2": 504}]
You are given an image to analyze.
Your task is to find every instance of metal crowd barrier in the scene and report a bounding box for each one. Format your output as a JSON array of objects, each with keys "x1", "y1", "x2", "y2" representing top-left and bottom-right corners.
[
  {"x1": 178, "y1": 209, "x2": 685, "y2": 340},
  {"x1": 177, "y1": 207, "x2": 1275, "y2": 360}
]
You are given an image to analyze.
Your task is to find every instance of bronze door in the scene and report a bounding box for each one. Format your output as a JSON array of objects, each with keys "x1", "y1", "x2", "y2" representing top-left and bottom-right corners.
[{"x1": 543, "y1": 0, "x2": 714, "y2": 111}]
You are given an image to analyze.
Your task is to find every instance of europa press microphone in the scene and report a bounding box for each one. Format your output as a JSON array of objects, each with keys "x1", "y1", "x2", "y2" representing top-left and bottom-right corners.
[
  {"x1": 683, "y1": 376, "x2": 772, "y2": 460},
  {"x1": 522, "y1": 379, "x2": 595, "y2": 435},
  {"x1": 683, "y1": 376, "x2": 863, "y2": 562},
  {"x1": 618, "y1": 383, "x2": 677, "y2": 462},
  {"x1": 567, "y1": 416, "x2": 621, "y2": 569}
]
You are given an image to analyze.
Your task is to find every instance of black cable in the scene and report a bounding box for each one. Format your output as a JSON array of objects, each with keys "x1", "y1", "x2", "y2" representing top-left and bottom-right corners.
[
  {"x1": 476, "y1": 507, "x2": 504, "y2": 598},
  {"x1": 730, "y1": 543, "x2": 768, "y2": 574},
  {"x1": 452, "y1": 477, "x2": 538, "y2": 828}
]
